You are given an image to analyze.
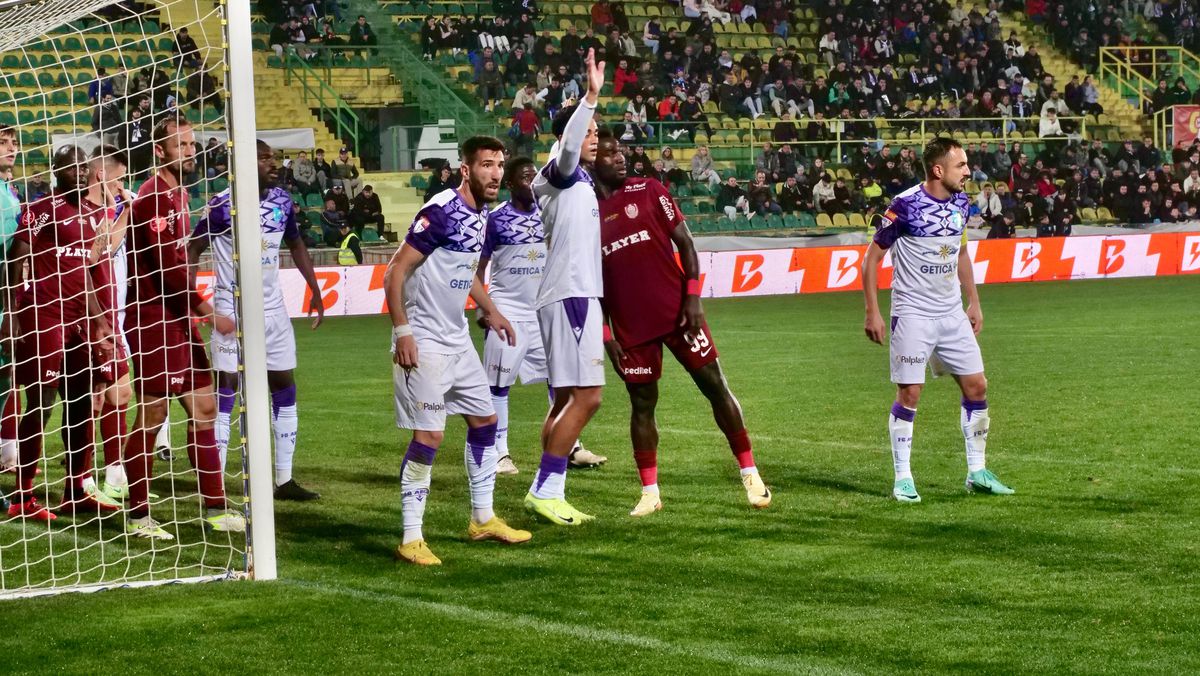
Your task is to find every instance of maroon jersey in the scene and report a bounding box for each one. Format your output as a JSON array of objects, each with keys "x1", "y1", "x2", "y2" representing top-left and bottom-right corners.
[
  {"x1": 14, "y1": 193, "x2": 101, "y2": 322},
  {"x1": 127, "y1": 173, "x2": 204, "y2": 332},
  {"x1": 598, "y1": 178, "x2": 687, "y2": 347}
]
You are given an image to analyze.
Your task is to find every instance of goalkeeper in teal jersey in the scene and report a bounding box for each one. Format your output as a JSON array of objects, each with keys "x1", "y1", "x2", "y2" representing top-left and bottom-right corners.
[{"x1": 0, "y1": 126, "x2": 20, "y2": 488}]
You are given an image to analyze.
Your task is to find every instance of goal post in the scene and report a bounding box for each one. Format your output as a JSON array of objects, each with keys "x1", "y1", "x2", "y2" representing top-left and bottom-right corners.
[{"x1": 0, "y1": 0, "x2": 275, "y2": 597}]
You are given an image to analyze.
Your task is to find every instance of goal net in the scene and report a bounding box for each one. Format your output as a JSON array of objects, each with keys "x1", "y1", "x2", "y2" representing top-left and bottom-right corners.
[{"x1": 0, "y1": 0, "x2": 274, "y2": 598}]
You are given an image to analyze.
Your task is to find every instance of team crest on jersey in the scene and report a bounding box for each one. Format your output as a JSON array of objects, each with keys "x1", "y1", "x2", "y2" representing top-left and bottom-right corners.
[
  {"x1": 937, "y1": 244, "x2": 953, "y2": 259},
  {"x1": 413, "y1": 216, "x2": 429, "y2": 233},
  {"x1": 881, "y1": 209, "x2": 897, "y2": 226},
  {"x1": 525, "y1": 249, "x2": 543, "y2": 261},
  {"x1": 624, "y1": 203, "x2": 639, "y2": 219},
  {"x1": 151, "y1": 216, "x2": 168, "y2": 233}
]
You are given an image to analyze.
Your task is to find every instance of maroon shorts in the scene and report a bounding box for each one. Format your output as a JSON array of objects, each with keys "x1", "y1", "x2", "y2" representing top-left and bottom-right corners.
[
  {"x1": 615, "y1": 321, "x2": 719, "y2": 384},
  {"x1": 126, "y1": 322, "x2": 213, "y2": 396},
  {"x1": 95, "y1": 333, "x2": 130, "y2": 383},
  {"x1": 13, "y1": 308, "x2": 94, "y2": 388}
]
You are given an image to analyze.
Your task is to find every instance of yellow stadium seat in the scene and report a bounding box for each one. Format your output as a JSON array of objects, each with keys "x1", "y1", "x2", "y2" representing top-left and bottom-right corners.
[
  {"x1": 832, "y1": 213, "x2": 850, "y2": 227},
  {"x1": 849, "y1": 213, "x2": 867, "y2": 228},
  {"x1": 1096, "y1": 207, "x2": 1115, "y2": 222},
  {"x1": 816, "y1": 213, "x2": 834, "y2": 228},
  {"x1": 1080, "y1": 207, "x2": 1097, "y2": 222}
]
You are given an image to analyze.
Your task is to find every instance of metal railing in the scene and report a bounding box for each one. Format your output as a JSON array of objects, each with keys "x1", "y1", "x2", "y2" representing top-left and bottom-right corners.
[
  {"x1": 284, "y1": 51, "x2": 363, "y2": 157},
  {"x1": 1099, "y1": 46, "x2": 1200, "y2": 112}
]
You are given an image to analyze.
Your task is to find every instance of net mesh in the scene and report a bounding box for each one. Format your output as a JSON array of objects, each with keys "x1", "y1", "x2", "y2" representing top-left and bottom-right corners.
[{"x1": 0, "y1": 0, "x2": 252, "y2": 597}]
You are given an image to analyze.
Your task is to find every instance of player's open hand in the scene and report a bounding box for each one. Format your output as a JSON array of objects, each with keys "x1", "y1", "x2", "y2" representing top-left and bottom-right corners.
[
  {"x1": 585, "y1": 48, "x2": 606, "y2": 99},
  {"x1": 864, "y1": 310, "x2": 886, "y2": 345},
  {"x1": 214, "y1": 314, "x2": 236, "y2": 336},
  {"x1": 604, "y1": 338, "x2": 625, "y2": 365},
  {"x1": 966, "y1": 304, "x2": 983, "y2": 335},
  {"x1": 394, "y1": 335, "x2": 419, "y2": 369},
  {"x1": 307, "y1": 293, "x2": 325, "y2": 329},
  {"x1": 679, "y1": 296, "x2": 704, "y2": 336},
  {"x1": 483, "y1": 311, "x2": 517, "y2": 346}
]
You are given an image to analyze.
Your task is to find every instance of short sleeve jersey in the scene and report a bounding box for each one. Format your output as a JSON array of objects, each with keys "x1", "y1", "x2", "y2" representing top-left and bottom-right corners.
[
  {"x1": 532, "y1": 153, "x2": 603, "y2": 307},
  {"x1": 873, "y1": 184, "x2": 971, "y2": 319},
  {"x1": 597, "y1": 178, "x2": 687, "y2": 347},
  {"x1": 481, "y1": 200, "x2": 545, "y2": 323},
  {"x1": 87, "y1": 194, "x2": 127, "y2": 317},
  {"x1": 195, "y1": 187, "x2": 300, "y2": 317},
  {"x1": 127, "y1": 173, "x2": 203, "y2": 330},
  {"x1": 14, "y1": 193, "x2": 101, "y2": 322},
  {"x1": 403, "y1": 188, "x2": 487, "y2": 353}
]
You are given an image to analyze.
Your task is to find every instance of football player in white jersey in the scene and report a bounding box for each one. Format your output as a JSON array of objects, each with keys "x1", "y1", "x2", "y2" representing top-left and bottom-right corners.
[
  {"x1": 522, "y1": 48, "x2": 607, "y2": 526},
  {"x1": 476, "y1": 157, "x2": 605, "y2": 476},
  {"x1": 190, "y1": 140, "x2": 326, "y2": 501},
  {"x1": 862, "y1": 137, "x2": 1014, "y2": 503},
  {"x1": 386, "y1": 135, "x2": 532, "y2": 566}
]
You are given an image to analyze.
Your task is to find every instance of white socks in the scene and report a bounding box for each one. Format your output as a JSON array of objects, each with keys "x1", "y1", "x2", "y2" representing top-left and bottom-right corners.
[
  {"x1": 104, "y1": 462, "x2": 126, "y2": 487},
  {"x1": 464, "y1": 424, "x2": 498, "y2": 524},
  {"x1": 530, "y1": 452, "x2": 568, "y2": 499},
  {"x1": 0, "y1": 438, "x2": 17, "y2": 470},
  {"x1": 154, "y1": 414, "x2": 171, "y2": 451},
  {"x1": 272, "y1": 386, "x2": 299, "y2": 486},
  {"x1": 400, "y1": 440, "x2": 437, "y2": 544},
  {"x1": 961, "y1": 399, "x2": 989, "y2": 472},
  {"x1": 889, "y1": 402, "x2": 916, "y2": 481}
]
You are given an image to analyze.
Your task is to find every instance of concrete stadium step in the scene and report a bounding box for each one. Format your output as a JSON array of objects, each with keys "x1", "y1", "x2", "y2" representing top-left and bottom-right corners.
[
  {"x1": 1004, "y1": 14, "x2": 1150, "y2": 140},
  {"x1": 368, "y1": 171, "x2": 428, "y2": 233}
]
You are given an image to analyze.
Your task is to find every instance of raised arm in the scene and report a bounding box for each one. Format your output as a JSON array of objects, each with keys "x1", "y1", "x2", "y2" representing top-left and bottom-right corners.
[{"x1": 555, "y1": 48, "x2": 604, "y2": 176}]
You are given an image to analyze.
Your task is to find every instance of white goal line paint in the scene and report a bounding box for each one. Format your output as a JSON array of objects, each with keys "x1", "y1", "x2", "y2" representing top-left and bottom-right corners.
[
  {"x1": 285, "y1": 579, "x2": 856, "y2": 675},
  {"x1": 0, "y1": 573, "x2": 242, "y2": 601}
]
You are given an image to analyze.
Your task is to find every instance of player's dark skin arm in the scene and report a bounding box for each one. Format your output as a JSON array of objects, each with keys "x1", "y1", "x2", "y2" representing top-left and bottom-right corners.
[
  {"x1": 669, "y1": 220, "x2": 703, "y2": 334},
  {"x1": 286, "y1": 235, "x2": 325, "y2": 329}
]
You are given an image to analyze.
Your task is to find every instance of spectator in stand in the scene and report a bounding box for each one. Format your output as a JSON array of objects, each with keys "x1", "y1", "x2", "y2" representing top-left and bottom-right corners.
[
  {"x1": 680, "y1": 93, "x2": 711, "y2": 141},
  {"x1": 270, "y1": 20, "x2": 291, "y2": 58},
  {"x1": 324, "y1": 182, "x2": 350, "y2": 213},
  {"x1": 812, "y1": 173, "x2": 836, "y2": 212},
  {"x1": 976, "y1": 183, "x2": 1003, "y2": 229},
  {"x1": 778, "y1": 176, "x2": 813, "y2": 213},
  {"x1": 175, "y1": 28, "x2": 201, "y2": 70},
  {"x1": 511, "y1": 102, "x2": 540, "y2": 158},
  {"x1": 613, "y1": 59, "x2": 638, "y2": 97},
  {"x1": 659, "y1": 147, "x2": 688, "y2": 186},
  {"x1": 717, "y1": 175, "x2": 750, "y2": 219},
  {"x1": 291, "y1": 151, "x2": 321, "y2": 202},
  {"x1": 690, "y1": 145, "x2": 721, "y2": 190},
  {"x1": 308, "y1": 147, "x2": 331, "y2": 191},
  {"x1": 321, "y1": 197, "x2": 348, "y2": 246},
  {"x1": 88, "y1": 67, "x2": 113, "y2": 106},
  {"x1": 756, "y1": 142, "x2": 780, "y2": 183},
  {"x1": 504, "y1": 45, "x2": 532, "y2": 86},
  {"x1": 349, "y1": 184, "x2": 385, "y2": 236},
  {"x1": 478, "y1": 61, "x2": 505, "y2": 112},
  {"x1": 1149, "y1": 79, "x2": 1172, "y2": 114},
  {"x1": 348, "y1": 15, "x2": 378, "y2": 50},
  {"x1": 590, "y1": 0, "x2": 612, "y2": 32},
  {"x1": 331, "y1": 147, "x2": 362, "y2": 198},
  {"x1": 478, "y1": 17, "x2": 512, "y2": 53},
  {"x1": 1039, "y1": 109, "x2": 1065, "y2": 138},
  {"x1": 511, "y1": 82, "x2": 541, "y2": 110},
  {"x1": 424, "y1": 162, "x2": 459, "y2": 202}
]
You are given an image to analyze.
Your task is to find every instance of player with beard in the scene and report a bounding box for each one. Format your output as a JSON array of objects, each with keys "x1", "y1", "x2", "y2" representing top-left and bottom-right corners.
[
  {"x1": 190, "y1": 140, "x2": 325, "y2": 501},
  {"x1": 7, "y1": 146, "x2": 117, "y2": 519},
  {"x1": 592, "y1": 131, "x2": 771, "y2": 516},
  {"x1": 862, "y1": 137, "x2": 1014, "y2": 503},
  {"x1": 386, "y1": 136, "x2": 531, "y2": 566},
  {"x1": 122, "y1": 118, "x2": 244, "y2": 539}
]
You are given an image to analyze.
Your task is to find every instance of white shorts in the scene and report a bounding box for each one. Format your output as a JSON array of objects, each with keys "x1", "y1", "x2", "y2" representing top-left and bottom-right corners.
[
  {"x1": 484, "y1": 319, "x2": 547, "y2": 388},
  {"x1": 211, "y1": 309, "x2": 297, "y2": 373},
  {"x1": 889, "y1": 313, "x2": 984, "y2": 384},
  {"x1": 393, "y1": 348, "x2": 494, "y2": 431},
  {"x1": 537, "y1": 297, "x2": 605, "y2": 389}
]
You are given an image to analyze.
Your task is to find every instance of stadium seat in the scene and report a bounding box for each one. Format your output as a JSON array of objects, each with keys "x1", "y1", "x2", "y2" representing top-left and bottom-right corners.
[
  {"x1": 798, "y1": 212, "x2": 817, "y2": 229},
  {"x1": 816, "y1": 213, "x2": 834, "y2": 229},
  {"x1": 305, "y1": 194, "x2": 324, "y2": 208},
  {"x1": 832, "y1": 213, "x2": 850, "y2": 228},
  {"x1": 1080, "y1": 208, "x2": 1097, "y2": 223},
  {"x1": 849, "y1": 213, "x2": 867, "y2": 229},
  {"x1": 362, "y1": 228, "x2": 382, "y2": 242}
]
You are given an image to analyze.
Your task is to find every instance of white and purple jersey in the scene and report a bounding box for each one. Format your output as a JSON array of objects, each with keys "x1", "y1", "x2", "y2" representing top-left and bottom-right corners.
[
  {"x1": 874, "y1": 184, "x2": 971, "y2": 319},
  {"x1": 111, "y1": 194, "x2": 129, "y2": 331},
  {"x1": 403, "y1": 188, "x2": 488, "y2": 353},
  {"x1": 194, "y1": 187, "x2": 299, "y2": 317},
  {"x1": 482, "y1": 200, "x2": 545, "y2": 323},
  {"x1": 533, "y1": 100, "x2": 603, "y2": 308}
]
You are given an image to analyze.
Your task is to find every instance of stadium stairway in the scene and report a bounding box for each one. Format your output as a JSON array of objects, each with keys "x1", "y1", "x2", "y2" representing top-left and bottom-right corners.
[
  {"x1": 369, "y1": 171, "x2": 429, "y2": 231},
  {"x1": 1002, "y1": 12, "x2": 1151, "y2": 140}
]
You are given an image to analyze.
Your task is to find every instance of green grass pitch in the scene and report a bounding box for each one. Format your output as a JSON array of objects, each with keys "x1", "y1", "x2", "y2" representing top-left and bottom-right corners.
[{"x1": 6, "y1": 275, "x2": 1200, "y2": 674}]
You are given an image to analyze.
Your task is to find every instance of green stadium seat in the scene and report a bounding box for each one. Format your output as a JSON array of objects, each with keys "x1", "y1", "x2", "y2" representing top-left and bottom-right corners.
[
  {"x1": 798, "y1": 212, "x2": 817, "y2": 229},
  {"x1": 409, "y1": 174, "x2": 429, "y2": 189},
  {"x1": 362, "y1": 228, "x2": 382, "y2": 242},
  {"x1": 305, "y1": 194, "x2": 324, "y2": 208}
]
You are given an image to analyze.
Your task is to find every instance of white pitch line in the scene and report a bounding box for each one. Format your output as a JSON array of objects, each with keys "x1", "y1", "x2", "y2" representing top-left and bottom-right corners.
[{"x1": 284, "y1": 579, "x2": 857, "y2": 675}]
